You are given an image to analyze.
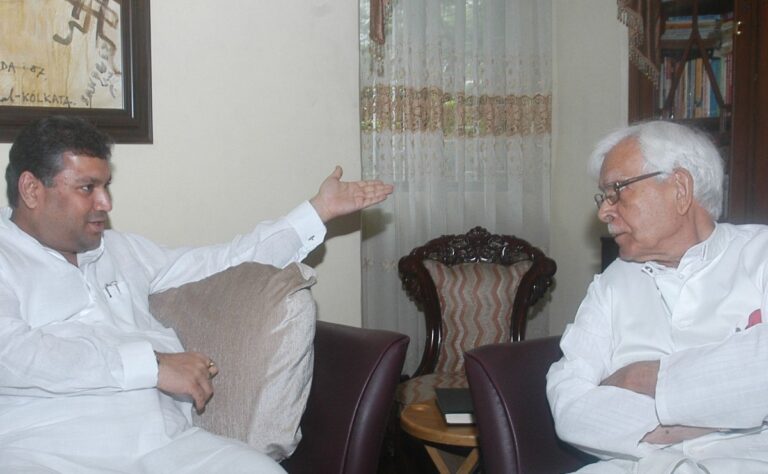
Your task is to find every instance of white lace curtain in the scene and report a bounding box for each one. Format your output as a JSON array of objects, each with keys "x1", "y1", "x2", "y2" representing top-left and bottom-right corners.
[{"x1": 360, "y1": 0, "x2": 553, "y2": 374}]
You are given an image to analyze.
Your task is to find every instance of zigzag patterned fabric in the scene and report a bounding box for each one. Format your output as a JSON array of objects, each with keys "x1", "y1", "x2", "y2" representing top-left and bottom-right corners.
[
  {"x1": 397, "y1": 260, "x2": 532, "y2": 405},
  {"x1": 426, "y1": 260, "x2": 532, "y2": 374}
]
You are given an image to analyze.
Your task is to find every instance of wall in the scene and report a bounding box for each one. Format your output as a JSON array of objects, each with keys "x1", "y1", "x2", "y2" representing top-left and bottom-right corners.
[
  {"x1": 0, "y1": 1, "x2": 364, "y2": 326},
  {"x1": 550, "y1": 1, "x2": 628, "y2": 334},
  {"x1": 0, "y1": 1, "x2": 629, "y2": 334}
]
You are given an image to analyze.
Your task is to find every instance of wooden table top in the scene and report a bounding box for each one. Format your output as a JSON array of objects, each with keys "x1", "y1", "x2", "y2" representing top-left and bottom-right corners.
[{"x1": 400, "y1": 398, "x2": 478, "y2": 448}]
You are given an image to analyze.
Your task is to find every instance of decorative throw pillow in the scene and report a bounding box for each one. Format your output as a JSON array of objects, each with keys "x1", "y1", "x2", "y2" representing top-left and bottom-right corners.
[
  {"x1": 423, "y1": 259, "x2": 533, "y2": 374},
  {"x1": 149, "y1": 261, "x2": 317, "y2": 461}
]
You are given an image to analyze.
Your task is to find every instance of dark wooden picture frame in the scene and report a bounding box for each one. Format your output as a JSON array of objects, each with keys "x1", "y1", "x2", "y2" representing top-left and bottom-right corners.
[{"x1": 0, "y1": 0, "x2": 152, "y2": 143}]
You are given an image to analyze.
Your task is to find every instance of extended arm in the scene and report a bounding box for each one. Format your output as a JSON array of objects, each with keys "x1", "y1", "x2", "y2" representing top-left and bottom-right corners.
[{"x1": 142, "y1": 167, "x2": 393, "y2": 293}]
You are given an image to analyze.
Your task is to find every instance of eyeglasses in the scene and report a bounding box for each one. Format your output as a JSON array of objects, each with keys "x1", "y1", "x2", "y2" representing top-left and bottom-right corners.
[{"x1": 594, "y1": 171, "x2": 663, "y2": 209}]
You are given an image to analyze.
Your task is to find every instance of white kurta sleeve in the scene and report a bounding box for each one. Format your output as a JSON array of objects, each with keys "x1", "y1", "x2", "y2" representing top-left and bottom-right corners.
[
  {"x1": 656, "y1": 323, "x2": 768, "y2": 429},
  {"x1": 546, "y1": 277, "x2": 659, "y2": 460},
  {"x1": 0, "y1": 283, "x2": 158, "y2": 397},
  {"x1": 129, "y1": 201, "x2": 326, "y2": 293}
]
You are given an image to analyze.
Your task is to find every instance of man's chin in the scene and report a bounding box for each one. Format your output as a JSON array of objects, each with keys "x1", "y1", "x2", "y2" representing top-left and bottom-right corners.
[
  {"x1": 617, "y1": 248, "x2": 652, "y2": 264},
  {"x1": 616, "y1": 243, "x2": 640, "y2": 263},
  {"x1": 78, "y1": 237, "x2": 103, "y2": 253}
]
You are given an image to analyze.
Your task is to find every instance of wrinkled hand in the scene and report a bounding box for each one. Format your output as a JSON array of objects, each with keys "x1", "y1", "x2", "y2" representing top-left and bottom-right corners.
[
  {"x1": 156, "y1": 351, "x2": 219, "y2": 413},
  {"x1": 309, "y1": 166, "x2": 394, "y2": 223},
  {"x1": 642, "y1": 425, "x2": 717, "y2": 444},
  {"x1": 600, "y1": 360, "x2": 660, "y2": 398}
]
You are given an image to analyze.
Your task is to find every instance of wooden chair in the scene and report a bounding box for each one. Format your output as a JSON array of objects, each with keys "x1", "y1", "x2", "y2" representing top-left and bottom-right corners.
[
  {"x1": 396, "y1": 226, "x2": 556, "y2": 405},
  {"x1": 385, "y1": 227, "x2": 555, "y2": 473}
]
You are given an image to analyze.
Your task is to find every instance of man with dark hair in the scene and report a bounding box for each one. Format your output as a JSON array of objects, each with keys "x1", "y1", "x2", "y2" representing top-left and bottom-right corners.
[
  {"x1": 0, "y1": 115, "x2": 393, "y2": 472},
  {"x1": 547, "y1": 121, "x2": 768, "y2": 473},
  {"x1": 6, "y1": 115, "x2": 114, "y2": 208}
]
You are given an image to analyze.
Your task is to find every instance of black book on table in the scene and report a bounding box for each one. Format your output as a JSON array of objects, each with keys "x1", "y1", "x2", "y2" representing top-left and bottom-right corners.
[{"x1": 434, "y1": 387, "x2": 475, "y2": 425}]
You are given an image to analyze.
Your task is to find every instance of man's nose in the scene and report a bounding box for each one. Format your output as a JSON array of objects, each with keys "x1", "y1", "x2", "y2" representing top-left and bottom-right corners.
[
  {"x1": 94, "y1": 189, "x2": 112, "y2": 212},
  {"x1": 597, "y1": 200, "x2": 615, "y2": 223}
]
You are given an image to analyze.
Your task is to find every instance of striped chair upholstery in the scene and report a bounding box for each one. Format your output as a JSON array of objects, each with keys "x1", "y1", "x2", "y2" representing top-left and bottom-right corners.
[
  {"x1": 396, "y1": 227, "x2": 556, "y2": 406},
  {"x1": 429, "y1": 260, "x2": 532, "y2": 374}
]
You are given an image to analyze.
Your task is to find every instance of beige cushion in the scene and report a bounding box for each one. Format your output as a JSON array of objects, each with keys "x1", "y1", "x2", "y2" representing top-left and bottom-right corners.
[
  {"x1": 149, "y1": 261, "x2": 317, "y2": 461},
  {"x1": 424, "y1": 259, "x2": 532, "y2": 374}
]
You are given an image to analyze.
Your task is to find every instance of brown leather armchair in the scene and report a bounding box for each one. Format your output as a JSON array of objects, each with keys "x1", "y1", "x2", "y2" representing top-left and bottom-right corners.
[
  {"x1": 282, "y1": 321, "x2": 409, "y2": 473},
  {"x1": 464, "y1": 336, "x2": 597, "y2": 474}
]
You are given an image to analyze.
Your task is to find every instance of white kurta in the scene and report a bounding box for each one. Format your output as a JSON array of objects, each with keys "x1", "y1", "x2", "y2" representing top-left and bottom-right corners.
[
  {"x1": 547, "y1": 223, "x2": 768, "y2": 473},
  {"x1": 0, "y1": 203, "x2": 326, "y2": 473}
]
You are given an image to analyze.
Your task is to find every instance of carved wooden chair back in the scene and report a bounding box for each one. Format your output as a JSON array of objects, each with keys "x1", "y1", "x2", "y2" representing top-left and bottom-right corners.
[{"x1": 396, "y1": 226, "x2": 556, "y2": 405}]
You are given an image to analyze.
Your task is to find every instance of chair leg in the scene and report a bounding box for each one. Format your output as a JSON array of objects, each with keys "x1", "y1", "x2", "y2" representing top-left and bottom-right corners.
[{"x1": 377, "y1": 401, "x2": 440, "y2": 474}]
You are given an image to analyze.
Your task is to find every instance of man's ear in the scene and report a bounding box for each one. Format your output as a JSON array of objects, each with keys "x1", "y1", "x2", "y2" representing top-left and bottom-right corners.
[
  {"x1": 673, "y1": 168, "x2": 694, "y2": 214},
  {"x1": 17, "y1": 171, "x2": 43, "y2": 209}
]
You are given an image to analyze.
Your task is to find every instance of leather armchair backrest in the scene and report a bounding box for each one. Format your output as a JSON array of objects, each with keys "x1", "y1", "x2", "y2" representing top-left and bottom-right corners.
[
  {"x1": 465, "y1": 336, "x2": 595, "y2": 474},
  {"x1": 282, "y1": 321, "x2": 409, "y2": 474}
]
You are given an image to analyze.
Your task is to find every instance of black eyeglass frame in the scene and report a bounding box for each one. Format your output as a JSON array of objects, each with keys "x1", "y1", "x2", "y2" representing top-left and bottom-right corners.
[{"x1": 594, "y1": 171, "x2": 664, "y2": 209}]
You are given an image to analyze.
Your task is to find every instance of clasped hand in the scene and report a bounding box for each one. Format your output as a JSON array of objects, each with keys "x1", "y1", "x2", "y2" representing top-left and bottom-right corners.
[{"x1": 156, "y1": 351, "x2": 218, "y2": 413}]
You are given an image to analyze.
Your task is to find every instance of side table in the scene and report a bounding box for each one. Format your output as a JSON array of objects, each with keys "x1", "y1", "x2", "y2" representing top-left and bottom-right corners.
[{"x1": 400, "y1": 398, "x2": 479, "y2": 474}]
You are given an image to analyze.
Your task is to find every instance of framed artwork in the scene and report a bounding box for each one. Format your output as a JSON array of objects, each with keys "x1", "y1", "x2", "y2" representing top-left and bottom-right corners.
[{"x1": 0, "y1": 0, "x2": 152, "y2": 143}]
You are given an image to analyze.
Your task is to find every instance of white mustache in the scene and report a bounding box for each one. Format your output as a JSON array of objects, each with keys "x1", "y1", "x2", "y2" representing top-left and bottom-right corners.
[{"x1": 607, "y1": 224, "x2": 618, "y2": 236}]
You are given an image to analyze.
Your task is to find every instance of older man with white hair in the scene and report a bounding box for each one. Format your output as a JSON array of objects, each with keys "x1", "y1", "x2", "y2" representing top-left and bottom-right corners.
[{"x1": 547, "y1": 121, "x2": 768, "y2": 473}]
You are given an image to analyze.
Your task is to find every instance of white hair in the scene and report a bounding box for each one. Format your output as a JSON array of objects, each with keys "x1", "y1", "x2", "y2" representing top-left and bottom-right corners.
[{"x1": 587, "y1": 121, "x2": 725, "y2": 220}]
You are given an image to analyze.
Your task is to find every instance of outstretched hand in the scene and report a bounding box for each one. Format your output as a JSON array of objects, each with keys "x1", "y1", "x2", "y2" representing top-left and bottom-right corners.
[{"x1": 309, "y1": 166, "x2": 394, "y2": 223}]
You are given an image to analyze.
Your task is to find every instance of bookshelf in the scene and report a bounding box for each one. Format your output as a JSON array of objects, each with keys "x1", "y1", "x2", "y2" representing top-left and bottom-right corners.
[{"x1": 627, "y1": 0, "x2": 768, "y2": 225}]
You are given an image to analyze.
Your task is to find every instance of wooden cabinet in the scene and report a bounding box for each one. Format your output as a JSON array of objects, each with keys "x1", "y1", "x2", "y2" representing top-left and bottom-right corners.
[{"x1": 628, "y1": 0, "x2": 768, "y2": 224}]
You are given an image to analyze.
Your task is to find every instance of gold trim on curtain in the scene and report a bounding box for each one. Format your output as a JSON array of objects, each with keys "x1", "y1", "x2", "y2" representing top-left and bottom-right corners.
[
  {"x1": 360, "y1": 86, "x2": 552, "y2": 137},
  {"x1": 617, "y1": 0, "x2": 660, "y2": 88}
]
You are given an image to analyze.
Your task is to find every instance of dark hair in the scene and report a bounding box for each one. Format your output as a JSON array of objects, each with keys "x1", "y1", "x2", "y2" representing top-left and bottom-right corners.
[{"x1": 6, "y1": 115, "x2": 114, "y2": 207}]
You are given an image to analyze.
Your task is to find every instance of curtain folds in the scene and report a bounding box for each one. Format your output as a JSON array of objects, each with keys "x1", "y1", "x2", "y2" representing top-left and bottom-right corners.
[{"x1": 360, "y1": 0, "x2": 553, "y2": 374}]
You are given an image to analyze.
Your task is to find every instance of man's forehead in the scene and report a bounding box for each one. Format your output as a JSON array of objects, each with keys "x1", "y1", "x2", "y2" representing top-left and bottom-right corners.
[
  {"x1": 600, "y1": 138, "x2": 643, "y2": 181},
  {"x1": 56, "y1": 153, "x2": 112, "y2": 181}
]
